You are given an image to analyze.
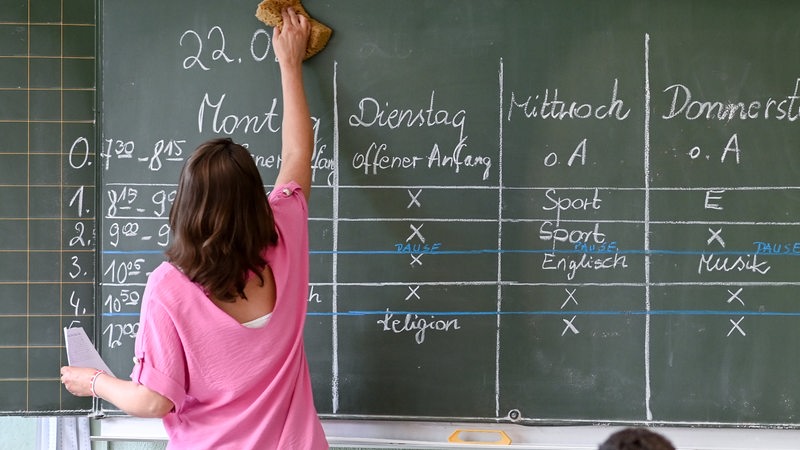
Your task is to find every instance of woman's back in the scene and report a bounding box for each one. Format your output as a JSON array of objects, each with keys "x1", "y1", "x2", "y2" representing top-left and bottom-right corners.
[
  {"x1": 133, "y1": 183, "x2": 326, "y2": 449},
  {"x1": 211, "y1": 266, "x2": 277, "y2": 325}
]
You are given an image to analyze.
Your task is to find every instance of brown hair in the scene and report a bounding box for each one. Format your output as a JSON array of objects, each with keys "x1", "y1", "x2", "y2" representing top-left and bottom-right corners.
[
  {"x1": 166, "y1": 138, "x2": 277, "y2": 302},
  {"x1": 599, "y1": 428, "x2": 675, "y2": 450}
]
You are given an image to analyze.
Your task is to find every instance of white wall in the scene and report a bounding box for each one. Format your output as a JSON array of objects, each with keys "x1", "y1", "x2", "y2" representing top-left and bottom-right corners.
[{"x1": 0, "y1": 417, "x2": 36, "y2": 450}]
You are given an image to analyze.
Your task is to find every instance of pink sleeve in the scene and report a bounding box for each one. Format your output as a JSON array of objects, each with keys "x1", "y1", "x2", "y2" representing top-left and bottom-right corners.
[
  {"x1": 269, "y1": 181, "x2": 308, "y2": 214},
  {"x1": 269, "y1": 181, "x2": 308, "y2": 227},
  {"x1": 130, "y1": 280, "x2": 188, "y2": 412}
]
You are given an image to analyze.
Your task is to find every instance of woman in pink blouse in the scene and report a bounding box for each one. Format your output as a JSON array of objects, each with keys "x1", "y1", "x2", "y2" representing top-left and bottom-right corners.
[{"x1": 61, "y1": 8, "x2": 327, "y2": 449}]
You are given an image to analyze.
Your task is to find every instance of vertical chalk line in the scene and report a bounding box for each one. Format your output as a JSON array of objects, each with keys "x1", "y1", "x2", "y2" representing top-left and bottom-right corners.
[
  {"x1": 643, "y1": 33, "x2": 653, "y2": 421},
  {"x1": 25, "y1": 0, "x2": 32, "y2": 410},
  {"x1": 331, "y1": 60, "x2": 340, "y2": 414},
  {"x1": 59, "y1": 0, "x2": 65, "y2": 408},
  {"x1": 495, "y1": 57, "x2": 504, "y2": 417}
]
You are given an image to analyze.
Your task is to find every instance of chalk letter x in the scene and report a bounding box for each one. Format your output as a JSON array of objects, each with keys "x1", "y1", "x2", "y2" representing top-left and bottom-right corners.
[
  {"x1": 407, "y1": 223, "x2": 425, "y2": 243},
  {"x1": 707, "y1": 228, "x2": 725, "y2": 247},
  {"x1": 726, "y1": 288, "x2": 744, "y2": 306},
  {"x1": 407, "y1": 189, "x2": 422, "y2": 209},
  {"x1": 561, "y1": 288, "x2": 578, "y2": 309},
  {"x1": 561, "y1": 316, "x2": 580, "y2": 336},
  {"x1": 405, "y1": 285, "x2": 420, "y2": 301},
  {"x1": 727, "y1": 316, "x2": 746, "y2": 337}
]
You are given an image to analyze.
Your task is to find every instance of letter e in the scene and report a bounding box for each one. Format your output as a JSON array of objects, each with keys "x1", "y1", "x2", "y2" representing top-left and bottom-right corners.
[{"x1": 704, "y1": 189, "x2": 725, "y2": 210}]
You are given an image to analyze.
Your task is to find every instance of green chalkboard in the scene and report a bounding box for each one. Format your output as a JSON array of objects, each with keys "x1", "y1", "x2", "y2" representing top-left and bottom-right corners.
[
  {"x1": 0, "y1": 0, "x2": 96, "y2": 414},
  {"x1": 93, "y1": 0, "x2": 800, "y2": 426}
]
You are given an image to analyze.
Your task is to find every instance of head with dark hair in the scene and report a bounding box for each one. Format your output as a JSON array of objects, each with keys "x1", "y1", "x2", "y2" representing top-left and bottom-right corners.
[
  {"x1": 599, "y1": 428, "x2": 676, "y2": 450},
  {"x1": 166, "y1": 137, "x2": 277, "y2": 302}
]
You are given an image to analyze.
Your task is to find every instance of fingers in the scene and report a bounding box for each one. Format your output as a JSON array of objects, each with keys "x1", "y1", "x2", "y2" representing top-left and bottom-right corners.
[
  {"x1": 281, "y1": 7, "x2": 309, "y2": 30},
  {"x1": 283, "y1": 7, "x2": 296, "y2": 25},
  {"x1": 283, "y1": 7, "x2": 298, "y2": 25},
  {"x1": 60, "y1": 366, "x2": 89, "y2": 396},
  {"x1": 60, "y1": 366, "x2": 73, "y2": 393},
  {"x1": 272, "y1": 7, "x2": 310, "y2": 65}
]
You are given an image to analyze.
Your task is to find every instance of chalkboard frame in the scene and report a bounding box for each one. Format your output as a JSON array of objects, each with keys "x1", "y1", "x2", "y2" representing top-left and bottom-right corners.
[{"x1": 88, "y1": 0, "x2": 800, "y2": 429}]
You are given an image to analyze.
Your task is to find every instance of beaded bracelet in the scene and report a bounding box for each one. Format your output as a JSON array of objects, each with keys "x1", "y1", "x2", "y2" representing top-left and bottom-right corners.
[{"x1": 90, "y1": 370, "x2": 105, "y2": 398}]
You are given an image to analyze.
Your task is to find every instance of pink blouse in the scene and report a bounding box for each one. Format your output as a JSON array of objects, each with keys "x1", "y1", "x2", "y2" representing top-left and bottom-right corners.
[{"x1": 131, "y1": 182, "x2": 327, "y2": 449}]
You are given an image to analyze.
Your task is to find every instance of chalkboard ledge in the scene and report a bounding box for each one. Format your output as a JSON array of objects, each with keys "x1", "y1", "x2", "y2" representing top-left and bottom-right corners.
[{"x1": 93, "y1": 417, "x2": 800, "y2": 449}]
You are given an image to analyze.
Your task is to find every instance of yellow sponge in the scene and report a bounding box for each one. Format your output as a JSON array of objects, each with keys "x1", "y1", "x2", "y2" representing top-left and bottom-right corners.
[{"x1": 255, "y1": 0, "x2": 332, "y2": 60}]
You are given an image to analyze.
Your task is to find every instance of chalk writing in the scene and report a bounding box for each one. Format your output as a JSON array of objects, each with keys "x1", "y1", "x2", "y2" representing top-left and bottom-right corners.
[
  {"x1": 539, "y1": 222, "x2": 607, "y2": 245},
  {"x1": 94, "y1": 4, "x2": 800, "y2": 425},
  {"x1": 506, "y1": 79, "x2": 631, "y2": 121},
  {"x1": 348, "y1": 91, "x2": 467, "y2": 140},
  {"x1": 138, "y1": 139, "x2": 186, "y2": 172},
  {"x1": 198, "y1": 93, "x2": 281, "y2": 134},
  {"x1": 104, "y1": 290, "x2": 141, "y2": 314},
  {"x1": 753, "y1": 241, "x2": 800, "y2": 255},
  {"x1": 179, "y1": 25, "x2": 274, "y2": 71},
  {"x1": 543, "y1": 188, "x2": 603, "y2": 214},
  {"x1": 662, "y1": 78, "x2": 800, "y2": 121},
  {"x1": 542, "y1": 252, "x2": 628, "y2": 281},
  {"x1": 395, "y1": 243, "x2": 442, "y2": 253},
  {"x1": 697, "y1": 254, "x2": 771, "y2": 275},
  {"x1": 377, "y1": 311, "x2": 461, "y2": 344},
  {"x1": 101, "y1": 138, "x2": 135, "y2": 171},
  {"x1": 427, "y1": 140, "x2": 492, "y2": 180},
  {"x1": 103, "y1": 322, "x2": 140, "y2": 349}
]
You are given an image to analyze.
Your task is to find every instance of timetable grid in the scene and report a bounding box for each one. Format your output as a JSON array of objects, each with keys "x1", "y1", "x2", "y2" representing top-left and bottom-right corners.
[
  {"x1": 91, "y1": 0, "x2": 800, "y2": 425},
  {"x1": 0, "y1": 0, "x2": 96, "y2": 414}
]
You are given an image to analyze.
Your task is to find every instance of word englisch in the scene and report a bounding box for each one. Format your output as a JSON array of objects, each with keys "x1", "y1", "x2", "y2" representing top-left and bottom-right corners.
[{"x1": 541, "y1": 251, "x2": 628, "y2": 281}]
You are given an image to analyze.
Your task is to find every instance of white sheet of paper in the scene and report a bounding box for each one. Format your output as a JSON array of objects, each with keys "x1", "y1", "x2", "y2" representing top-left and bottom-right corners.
[{"x1": 64, "y1": 327, "x2": 115, "y2": 376}]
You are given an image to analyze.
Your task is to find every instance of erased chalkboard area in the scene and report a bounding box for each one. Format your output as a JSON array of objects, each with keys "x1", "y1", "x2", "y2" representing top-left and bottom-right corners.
[
  {"x1": 0, "y1": 0, "x2": 96, "y2": 414},
  {"x1": 30, "y1": 0, "x2": 796, "y2": 425}
]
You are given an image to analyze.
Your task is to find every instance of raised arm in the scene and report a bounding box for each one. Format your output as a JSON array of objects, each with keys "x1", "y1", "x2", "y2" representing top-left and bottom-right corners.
[{"x1": 272, "y1": 7, "x2": 313, "y2": 201}]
